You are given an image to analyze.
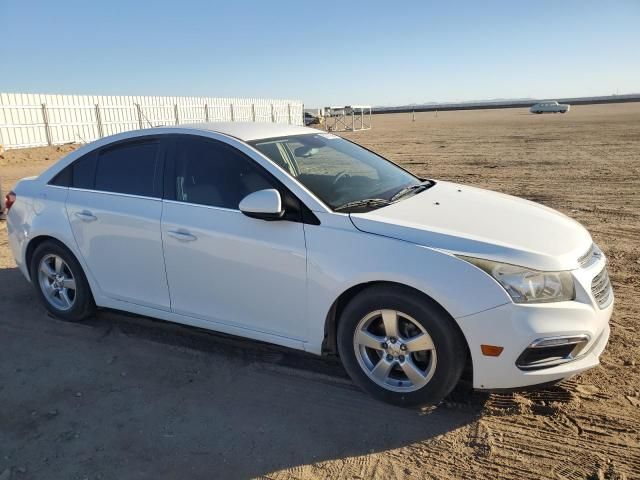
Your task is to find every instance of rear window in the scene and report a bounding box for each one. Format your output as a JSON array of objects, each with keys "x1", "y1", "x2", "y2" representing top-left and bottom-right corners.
[
  {"x1": 49, "y1": 152, "x2": 96, "y2": 189},
  {"x1": 94, "y1": 140, "x2": 160, "y2": 197},
  {"x1": 73, "y1": 152, "x2": 97, "y2": 189},
  {"x1": 48, "y1": 139, "x2": 160, "y2": 196}
]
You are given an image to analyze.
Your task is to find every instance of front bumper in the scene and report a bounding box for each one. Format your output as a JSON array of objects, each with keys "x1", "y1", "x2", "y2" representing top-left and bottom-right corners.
[{"x1": 456, "y1": 257, "x2": 613, "y2": 390}]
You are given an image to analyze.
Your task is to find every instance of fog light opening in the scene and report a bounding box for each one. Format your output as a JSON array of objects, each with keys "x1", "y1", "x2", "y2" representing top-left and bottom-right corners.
[{"x1": 516, "y1": 334, "x2": 590, "y2": 370}]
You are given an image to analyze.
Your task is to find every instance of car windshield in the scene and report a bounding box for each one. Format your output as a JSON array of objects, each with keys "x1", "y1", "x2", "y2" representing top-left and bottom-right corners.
[{"x1": 250, "y1": 133, "x2": 423, "y2": 212}]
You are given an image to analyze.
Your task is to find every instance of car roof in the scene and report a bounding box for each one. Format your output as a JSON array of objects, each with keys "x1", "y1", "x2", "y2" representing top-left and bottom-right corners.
[{"x1": 178, "y1": 122, "x2": 316, "y2": 141}]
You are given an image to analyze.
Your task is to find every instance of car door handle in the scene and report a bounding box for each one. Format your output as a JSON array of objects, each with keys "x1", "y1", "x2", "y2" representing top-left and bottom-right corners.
[
  {"x1": 74, "y1": 211, "x2": 97, "y2": 222},
  {"x1": 166, "y1": 230, "x2": 197, "y2": 242}
]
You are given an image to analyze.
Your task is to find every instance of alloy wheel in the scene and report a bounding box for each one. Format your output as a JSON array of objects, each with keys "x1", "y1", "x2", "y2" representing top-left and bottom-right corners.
[
  {"x1": 37, "y1": 254, "x2": 77, "y2": 311},
  {"x1": 353, "y1": 309, "x2": 437, "y2": 392}
]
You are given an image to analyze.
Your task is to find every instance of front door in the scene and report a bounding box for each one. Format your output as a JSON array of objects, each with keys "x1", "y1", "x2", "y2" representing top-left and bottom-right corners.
[{"x1": 161, "y1": 135, "x2": 308, "y2": 340}]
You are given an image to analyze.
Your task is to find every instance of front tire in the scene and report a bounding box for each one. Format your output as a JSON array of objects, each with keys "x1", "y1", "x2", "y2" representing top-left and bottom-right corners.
[
  {"x1": 337, "y1": 285, "x2": 467, "y2": 407},
  {"x1": 30, "y1": 240, "x2": 95, "y2": 321}
]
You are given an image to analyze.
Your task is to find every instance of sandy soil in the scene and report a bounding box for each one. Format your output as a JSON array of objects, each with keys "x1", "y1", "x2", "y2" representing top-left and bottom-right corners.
[{"x1": 1, "y1": 103, "x2": 639, "y2": 479}]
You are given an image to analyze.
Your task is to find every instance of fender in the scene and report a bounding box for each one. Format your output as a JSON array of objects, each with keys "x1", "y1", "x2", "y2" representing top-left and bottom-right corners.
[{"x1": 302, "y1": 212, "x2": 510, "y2": 354}]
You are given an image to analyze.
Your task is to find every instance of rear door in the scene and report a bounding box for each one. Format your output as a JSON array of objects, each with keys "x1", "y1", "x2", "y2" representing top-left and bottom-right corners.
[
  {"x1": 65, "y1": 137, "x2": 171, "y2": 310},
  {"x1": 160, "y1": 135, "x2": 308, "y2": 339}
]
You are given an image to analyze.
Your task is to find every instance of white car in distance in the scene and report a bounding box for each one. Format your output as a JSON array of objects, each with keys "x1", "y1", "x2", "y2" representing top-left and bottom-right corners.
[
  {"x1": 530, "y1": 101, "x2": 570, "y2": 114},
  {"x1": 6, "y1": 123, "x2": 612, "y2": 406}
]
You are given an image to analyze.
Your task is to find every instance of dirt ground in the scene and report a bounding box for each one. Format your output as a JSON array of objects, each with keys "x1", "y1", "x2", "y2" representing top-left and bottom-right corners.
[{"x1": 1, "y1": 103, "x2": 639, "y2": 479}]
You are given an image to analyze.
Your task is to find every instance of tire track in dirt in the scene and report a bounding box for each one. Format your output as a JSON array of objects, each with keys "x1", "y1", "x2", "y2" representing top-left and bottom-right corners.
[{"x1": 476, "y1": 381, "x2": 640, "y2": 479}]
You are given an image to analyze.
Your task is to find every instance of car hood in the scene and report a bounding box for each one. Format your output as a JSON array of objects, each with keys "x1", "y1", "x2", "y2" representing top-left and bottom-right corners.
[{"x1": 350, "y1": 181, "x2": 592, "y2": 271}]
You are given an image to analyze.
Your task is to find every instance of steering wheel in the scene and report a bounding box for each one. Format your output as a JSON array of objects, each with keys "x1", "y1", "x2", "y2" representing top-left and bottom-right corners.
[{"x1": 332, "y1": 171, "x2": 351, "y2": 186}]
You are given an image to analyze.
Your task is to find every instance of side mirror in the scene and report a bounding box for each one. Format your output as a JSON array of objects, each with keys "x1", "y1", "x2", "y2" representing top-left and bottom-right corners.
[{"x1": 239, "y1": 189, "x2": 285, "y2": 221}]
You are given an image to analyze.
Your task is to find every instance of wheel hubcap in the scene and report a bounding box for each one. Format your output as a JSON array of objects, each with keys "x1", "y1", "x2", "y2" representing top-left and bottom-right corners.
[
  {"x1": 353, "y1": 309, "x2": 437, "y2": 392},
  {"x1": 38, "y1": 254, "x2": 76, "y2": 311}
]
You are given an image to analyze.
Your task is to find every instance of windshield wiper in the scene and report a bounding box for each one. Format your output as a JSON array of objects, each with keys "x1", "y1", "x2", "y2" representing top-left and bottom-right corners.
[
  {"x1": 334, "y1": 198, "x2": 392, "y2": 212},
  {"x1": 390, "y1": 180, "x2": 433, "y2": 202}
]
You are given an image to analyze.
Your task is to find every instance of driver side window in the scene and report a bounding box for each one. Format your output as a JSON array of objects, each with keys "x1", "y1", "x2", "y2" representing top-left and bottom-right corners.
[{"x1": 171, "y1": 137, "x2": 274, "y2": 210}]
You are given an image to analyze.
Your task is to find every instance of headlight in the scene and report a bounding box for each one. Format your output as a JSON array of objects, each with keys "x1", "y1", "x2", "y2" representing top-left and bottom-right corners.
[{"x1": 459, "y1": 256, "x2": 575, "y2": 304}]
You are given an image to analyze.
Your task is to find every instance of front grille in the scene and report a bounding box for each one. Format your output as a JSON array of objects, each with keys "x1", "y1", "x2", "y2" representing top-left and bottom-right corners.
[
  {"x1": 591, "y1": 267, "x2": 613, "y2": 309},
  {"x1": 578, "y1": 243, "x2": 601, "y2": 268}
]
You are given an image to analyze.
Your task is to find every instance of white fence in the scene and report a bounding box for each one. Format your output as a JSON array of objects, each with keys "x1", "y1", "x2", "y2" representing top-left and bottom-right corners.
[{"x1": 0, "y1": 93, "x2": 304, "y2": 149}]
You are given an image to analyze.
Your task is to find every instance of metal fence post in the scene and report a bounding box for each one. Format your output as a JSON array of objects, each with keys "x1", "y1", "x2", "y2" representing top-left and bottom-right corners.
[
  {"x1": 95, "y1": 104, "x2": 104, "y2": 138},
  {"x1": 204, "y1": 104, "x2": 209, "y2": 122},
  {"x1": 251, "y1": 104, "x2": 256, "y2": 122},
  {"x1": 287, "y1": 104, "x2": 291, "y2": 125},
  {"x1": 41, "y1": 103, "x2": 52, "y2": 146},
  {"x1": 301, "y1": 103, "x2": 305, "y2": 126},
  {"x1": 230, "y1": 104, "x2": 235, "y2": 122},
  {"x1": 270, "y1": 104, "x2": 275, "y2": 123},
  {"x1": 136, "y1": 103, "x2": 144, "y2": 129},
  {"x1": 174, "y1": 104, "x2": 180, "y2": 125}
]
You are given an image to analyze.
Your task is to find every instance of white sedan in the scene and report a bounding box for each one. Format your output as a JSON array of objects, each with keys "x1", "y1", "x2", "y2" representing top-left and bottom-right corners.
[
  {"x1": 530, "y1": 101, "x2": 570, "y2": 114},
  {"x1": 6, "y1": 123, "x2": 612, "y2": 406}
]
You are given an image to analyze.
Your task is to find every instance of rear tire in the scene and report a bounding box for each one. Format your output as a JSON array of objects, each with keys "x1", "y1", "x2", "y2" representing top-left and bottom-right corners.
[
  {"x1": 30, "y1": 240, "x2": 95, "y2": 321},
  {"x1": 337, "y1": 285, "x2": 467, "y2": 407}
]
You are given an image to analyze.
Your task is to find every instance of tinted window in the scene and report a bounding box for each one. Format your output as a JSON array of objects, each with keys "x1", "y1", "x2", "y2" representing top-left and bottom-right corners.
[
  {"x1": 50, "y1": 165, "x2": 72, "y2": 187},
  {"x1": 172, "y1": 137, "x2": 273, "y2": 209},
  {"x1": 95, "y1": 141, "x2": 159, "y2": 197},
  {"x1": 73, "y1": 152, "x2": 97, "y2": 189},
  {"x1": 48, "y1": 152, "x2": 97, "y2": 188}
]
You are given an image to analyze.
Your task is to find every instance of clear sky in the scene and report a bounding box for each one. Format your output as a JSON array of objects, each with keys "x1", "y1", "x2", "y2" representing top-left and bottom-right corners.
[{"x1": 1, "y1": 0, "x2": 638, "y2": 107}]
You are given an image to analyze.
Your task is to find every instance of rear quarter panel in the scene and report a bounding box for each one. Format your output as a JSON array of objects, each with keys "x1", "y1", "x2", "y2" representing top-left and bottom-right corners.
[{"x1": 8, "y1": 181, "x2": 102, "y2": 301}]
